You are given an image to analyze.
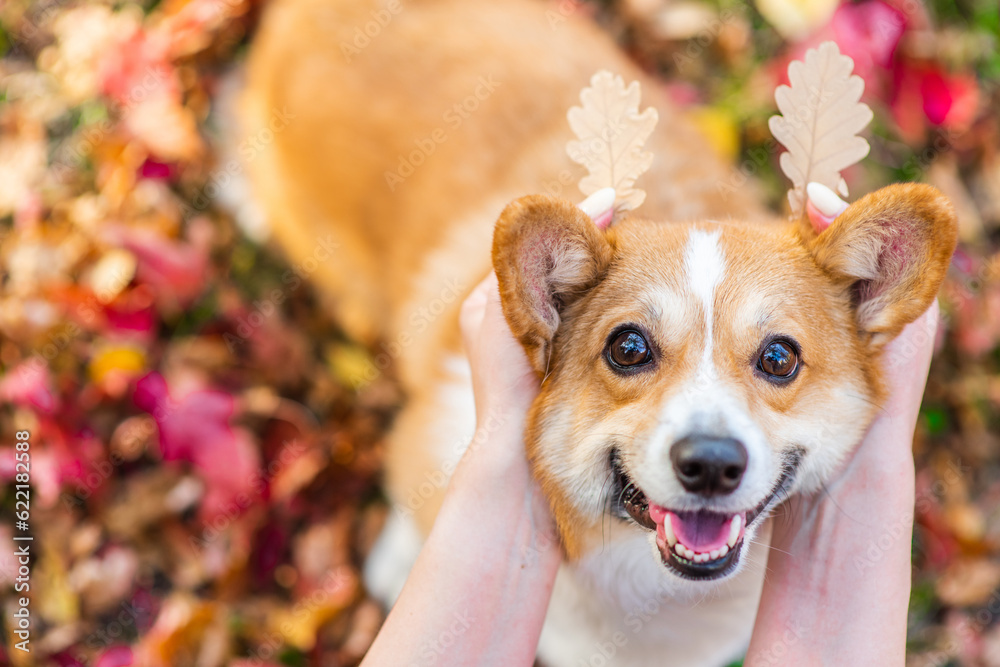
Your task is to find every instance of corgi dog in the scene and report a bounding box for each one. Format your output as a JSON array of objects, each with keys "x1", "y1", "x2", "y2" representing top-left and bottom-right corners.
[{"x1": 239, "y1": 0, "x2": 958, "y2": 664}]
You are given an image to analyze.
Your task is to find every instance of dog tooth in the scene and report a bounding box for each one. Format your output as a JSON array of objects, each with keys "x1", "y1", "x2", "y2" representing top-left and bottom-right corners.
[
  {"x1": 709, "y1": 549, "x2": 720, "y2": 560},
  {"x1": 727, "y1": 515, "x2": 741, "y2": 547},
  {"x1": 683, "y1": 547, "x2": 695, "y2": 560},
  {"x1": 675, "y1": 543, "x2": 685, "y2": 557},
  {"x1": 718, "y1": 544, "x2": 728, "y2": 558},
  {"x1": 663, "y1": 516, "x2": 677, "y2": 546},
  {"x1": 694, "y1": 554, "x2": 706, "y2": 563}
]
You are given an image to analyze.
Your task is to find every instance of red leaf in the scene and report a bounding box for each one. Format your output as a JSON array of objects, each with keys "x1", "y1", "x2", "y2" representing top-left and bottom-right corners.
[
  {"x1": 134, "y1": 373, "x2": 261, "y2": 520},
  {"x1": 95, "y1": 645, "x2": 134, "y2": 667},
  {"x1": 0, "y1": 360, "x2": 58, "y2": 413}
]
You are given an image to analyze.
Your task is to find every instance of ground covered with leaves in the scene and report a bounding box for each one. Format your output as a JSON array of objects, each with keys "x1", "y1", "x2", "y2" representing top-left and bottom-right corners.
[{"x1": 0, "y1": 0, "x2": 998, "y2": 665}]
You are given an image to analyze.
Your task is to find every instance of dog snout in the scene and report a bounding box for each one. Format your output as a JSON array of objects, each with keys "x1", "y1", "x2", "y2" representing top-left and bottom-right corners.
[{"x1": 670, "y1": 435, "x2": 748, "y2": 496}]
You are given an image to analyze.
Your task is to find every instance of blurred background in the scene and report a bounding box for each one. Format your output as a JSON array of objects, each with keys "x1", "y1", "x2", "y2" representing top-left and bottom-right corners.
[{"x1": 0, "y1": 0, "x2": 998, "y2": 665}]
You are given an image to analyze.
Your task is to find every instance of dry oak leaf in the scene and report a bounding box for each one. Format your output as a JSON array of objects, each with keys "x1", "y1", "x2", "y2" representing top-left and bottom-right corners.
[
  {"x1": 567, "y1": 70, "x2": 659, "y2": 213},
  {"x1": 769, "y1": 41, "x2": 873, "y2": 221}
]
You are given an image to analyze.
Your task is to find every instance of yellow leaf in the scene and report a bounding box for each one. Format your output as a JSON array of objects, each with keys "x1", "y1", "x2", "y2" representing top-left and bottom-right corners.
[
  {"x1": 757, "y1": 0, "x2": 839, "y2": 41},
  {"x1": 326, "y1": 343, "x2": 377, "y2": 389},
  {"x1": 686, "y1": 107, "x2": 740, "y2": 163},
  {"x1": 35, "y1": 546, "x2": 79, "y2": 627},
  {"x1": 134, "y1": 596, "x2": 219, "y2": 667},
  {"x1": 89, "y1": 345, "x2": 146, "y2": 384},
  {"x1": 267, "y1": 567, "x2": 357, "y2": 650}
]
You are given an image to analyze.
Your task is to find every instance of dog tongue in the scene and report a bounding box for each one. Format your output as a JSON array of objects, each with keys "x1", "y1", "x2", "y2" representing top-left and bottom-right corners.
[{"x1": 649, "y1": 504, "x2": 738, "y2": 553}]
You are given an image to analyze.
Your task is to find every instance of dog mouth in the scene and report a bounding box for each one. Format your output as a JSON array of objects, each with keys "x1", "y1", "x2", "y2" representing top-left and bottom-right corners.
[{"x1": 611, "y1": 450, "x2": 802, "y2": 580}]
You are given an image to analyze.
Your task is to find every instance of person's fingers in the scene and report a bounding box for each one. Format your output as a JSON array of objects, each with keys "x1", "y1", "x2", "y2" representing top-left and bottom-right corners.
[
  {"x1": 878, "y1": 300, "x2": 940, "y2": 420},
  {"x1": 471, "y1": 184, "x2": 848, "y2": 344},
  {"x1": 805, "y1": 200, "x2": 833, "y2": 232},
  {"x1": 578, "y1": 187, "x2": 616, "y2": 228},
  {"x1": 479, "y1": 273, "x2": 509, "y2": 336},
  {"x1": 460, "y1": 273, "x2": 494, "y2": 352},
  {"x1": 466, "y1": 185, "x2": 611, "y2": 356},
  {"x1": 806, "y1": 182, "x2": 849, "y2": 233},
  {"x1": 803, "y1": 181, "x2": 935, "y2": 423}
]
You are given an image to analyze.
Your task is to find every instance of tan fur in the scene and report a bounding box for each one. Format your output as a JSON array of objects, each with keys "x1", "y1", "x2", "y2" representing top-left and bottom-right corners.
[
  {"x1": 493, "y1": 196, "x2": 614, "y2": 374},
  {"x1": 242, "y1": 0, "x2": 766, "y2": 541},
  {"x1": 809, "y1": 183, "x2": 958, "y2": 348},
  {"x1": 496, "y1": 197, "x2": 955, "y2": 558},
  {"x1": 242, "y1": 0, "x2": 764, "y2": 354},
  {"x1": 242, "y1": 1, "x2": 957, "y2": 663}
]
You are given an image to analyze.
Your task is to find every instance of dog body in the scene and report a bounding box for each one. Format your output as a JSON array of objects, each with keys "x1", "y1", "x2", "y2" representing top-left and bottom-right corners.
[{"x1": 241, "y1": 1, "x2": 957, "y2": 665}]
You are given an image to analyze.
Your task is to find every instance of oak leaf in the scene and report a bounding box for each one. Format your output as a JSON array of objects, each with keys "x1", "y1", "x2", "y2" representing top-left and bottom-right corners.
[
  {"x1": 567, "y1": 71, "x2": 658, "y2": 214},
  {"x1": 769, "y1": 41, "x2": 873, "y2": 222}
]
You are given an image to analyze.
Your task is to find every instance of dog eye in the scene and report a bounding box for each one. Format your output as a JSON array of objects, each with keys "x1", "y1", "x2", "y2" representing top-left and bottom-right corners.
[
  {"x1": 758, "y1": 341, "x2": 798, "y2": 379},
  {"x1": 607, "y1": 331, "x2": 652, "y2": 368}
]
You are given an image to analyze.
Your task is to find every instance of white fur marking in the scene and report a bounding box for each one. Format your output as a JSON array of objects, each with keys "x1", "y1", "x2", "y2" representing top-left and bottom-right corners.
[
  {"x1": 684, "y1": 229, "x2": 725, "y2": 364},
  {"x1": 643, "y1": 229, "x2": 774, "y2": 513},
  {"x1": 432, "y1": 355, "x2": 477, "y2": 464},
  {"x1": 363, "y1": 510, "x2": 423, "y2": 606}
]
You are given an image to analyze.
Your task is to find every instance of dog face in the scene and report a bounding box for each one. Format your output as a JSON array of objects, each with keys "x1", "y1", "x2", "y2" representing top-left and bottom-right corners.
[{"x1": 493, "y1": 184, "x2": 956, "y2": 581}]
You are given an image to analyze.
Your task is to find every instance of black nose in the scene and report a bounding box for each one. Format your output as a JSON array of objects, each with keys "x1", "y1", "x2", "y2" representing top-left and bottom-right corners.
[{"x1": 670, "y1": 436, "x2": 748, "y2": 495}]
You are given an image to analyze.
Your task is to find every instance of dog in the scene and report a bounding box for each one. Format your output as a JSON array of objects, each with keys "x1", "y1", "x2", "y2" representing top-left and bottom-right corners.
[{"x1": 239, "y1": 0, "x2": 958, "y2": 664}]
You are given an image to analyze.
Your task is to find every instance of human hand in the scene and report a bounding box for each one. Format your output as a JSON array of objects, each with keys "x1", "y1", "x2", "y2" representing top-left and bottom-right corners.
[
  {"x1": 799, "y1": 181, "x2": 932, "y2": 495},
  {"x1": 802, "y1": 182, "x2": 935, "y2": 477},
  {"x1": 746, "y1": 182, "x2": 935, "y2": 665},
  {"x1": 451, "y1": 268, "x2": 557, "y2": 560},
  {"x1": 364, "y1": 193, "x2": 619, "y2": 667},
  {"x1": 454, "y1": 186, "x2": 616, "y2": 471},
  {"x1": 449, "y1": 189, "x2": 617, "y2": 535},
  {"x1": 459, "y1": 272, "x2": 540, "y2": 433}
]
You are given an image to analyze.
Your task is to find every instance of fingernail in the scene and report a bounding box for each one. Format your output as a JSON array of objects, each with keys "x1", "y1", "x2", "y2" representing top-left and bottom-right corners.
[
  {"x1": 578, "y1": 187, "x2": 616, "y2": 227},
  {"x1": 592, "y1": 208, "x2": 614, "y2": 229},
  {"x1": 806, "y1": 199, "x2": 834, "y2": 233},
  {"x1": 806, "y1": 182, "x2": 848, "y2": 219}
]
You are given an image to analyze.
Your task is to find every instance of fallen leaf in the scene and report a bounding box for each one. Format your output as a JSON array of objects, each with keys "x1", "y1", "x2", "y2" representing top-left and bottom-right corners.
[
  {"x1": 937, "y1": 557, "x2": 1000, "y2": 607},
  {"x1": 757, "y1": 0, "x2": 838, "y2": 41}
]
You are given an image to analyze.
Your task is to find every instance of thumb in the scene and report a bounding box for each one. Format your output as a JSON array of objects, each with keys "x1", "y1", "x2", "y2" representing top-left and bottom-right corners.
[
  {"x1": 806, "y1": 182, "x2": 849, "y2": 232},
  {"x1": 460, "y1": 273, "x2": 494, "y2": 353}
]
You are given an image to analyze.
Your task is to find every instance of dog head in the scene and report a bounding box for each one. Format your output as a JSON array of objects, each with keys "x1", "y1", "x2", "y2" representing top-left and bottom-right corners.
[{"x1": 493, "y1": 184, "x2": 956, "y2": 581}]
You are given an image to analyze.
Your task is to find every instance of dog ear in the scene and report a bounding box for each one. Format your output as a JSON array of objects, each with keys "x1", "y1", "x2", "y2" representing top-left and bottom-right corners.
[
  {"x1": 808, "y1": 183, "x2": 957, "y2": 349},
  {"x1": 492, "y1": 195, "x2": 613, "y2": 374}
]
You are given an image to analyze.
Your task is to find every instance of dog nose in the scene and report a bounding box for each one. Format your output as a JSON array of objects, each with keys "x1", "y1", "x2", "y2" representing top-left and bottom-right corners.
[{"x1": 670, "y1": 436, "x2": 748, "y2": 495}]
